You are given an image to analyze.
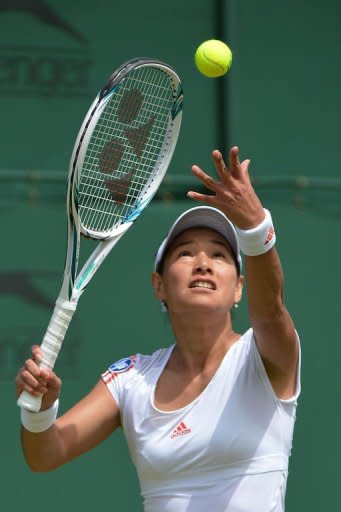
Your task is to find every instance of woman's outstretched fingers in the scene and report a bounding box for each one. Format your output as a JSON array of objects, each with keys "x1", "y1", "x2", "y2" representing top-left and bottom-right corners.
[
  {"x1": 230, "y1": 147, "x2": 252, "y2": 179},
  {"x1": 229, "y1": 146, "x2": 242, "y2": 176},
  {"x1": 230, "y1": 146, "x2": 240, "y2": 161},
  {"x1": 187, "y1": 190, "x2": 215, "y2": 203},
  {"x1": 212, "y1": 149, "x2": 230, "y2": 181},
  {"x1": 191, "y1": 164, "x2": 218, "y2": 192}
]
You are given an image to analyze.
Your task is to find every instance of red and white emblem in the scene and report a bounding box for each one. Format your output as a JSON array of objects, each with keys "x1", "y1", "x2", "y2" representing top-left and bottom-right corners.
[{"x1": 171, "y1": 421, "x2": 192, "y2": 439}]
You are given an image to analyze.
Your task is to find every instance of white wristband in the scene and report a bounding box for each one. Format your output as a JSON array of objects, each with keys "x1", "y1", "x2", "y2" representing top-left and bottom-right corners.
[
  {"x1": 236, "y1": 209, "x2": 276, "y2": 256},
  {"x1": 20, "y1": 399, "x2": 59, "y2": 433}
]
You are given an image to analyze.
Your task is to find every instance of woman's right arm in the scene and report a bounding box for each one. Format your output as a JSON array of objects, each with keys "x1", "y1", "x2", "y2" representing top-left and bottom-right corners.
[{"x1": 16, "y1": 346, "x2": 120, "y2": 472}]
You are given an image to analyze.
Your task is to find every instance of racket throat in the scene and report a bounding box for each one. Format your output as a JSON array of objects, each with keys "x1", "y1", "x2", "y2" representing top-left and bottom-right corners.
[{"x1": 73, "y1": 222, "x2": 132, "y2": 296}]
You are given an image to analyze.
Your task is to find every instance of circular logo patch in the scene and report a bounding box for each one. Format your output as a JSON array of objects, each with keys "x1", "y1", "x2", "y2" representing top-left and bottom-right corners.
[{"x1": 109, "y1": 357, "x2": 133, "y2": 374}]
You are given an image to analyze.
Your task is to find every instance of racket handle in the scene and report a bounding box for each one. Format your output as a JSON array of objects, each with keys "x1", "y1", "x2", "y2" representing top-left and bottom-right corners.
[{"x1": 17, "y1": 298, "x2": 77, "y2": 412}]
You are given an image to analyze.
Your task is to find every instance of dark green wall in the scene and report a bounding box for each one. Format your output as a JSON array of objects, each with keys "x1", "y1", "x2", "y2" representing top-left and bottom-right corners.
[
  {"x1": 227, "y1": 3, "x2": 341, "y2": 509},
  {"x1": 1, "y1": 1, "x2": 340, "y2": 511}
]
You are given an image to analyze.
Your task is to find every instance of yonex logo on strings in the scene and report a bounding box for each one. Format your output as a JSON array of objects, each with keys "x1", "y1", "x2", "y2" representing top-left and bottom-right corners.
[
  {"x1": 170, "y1": 422, "x2": 192, "y2": 439},
  {"x1": 98, "y1": 88, "x2": 155, "y2": 205}
]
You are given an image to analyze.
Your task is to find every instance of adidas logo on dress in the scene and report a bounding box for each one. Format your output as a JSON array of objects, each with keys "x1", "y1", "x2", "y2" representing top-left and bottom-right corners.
[{"x1": 170, "y1": 422, "x2": 192, "y2": 439}]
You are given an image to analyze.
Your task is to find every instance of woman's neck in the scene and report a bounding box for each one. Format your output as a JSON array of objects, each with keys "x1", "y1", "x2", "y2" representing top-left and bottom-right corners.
[{"x1": 168, "y1": 309, "x2": 239, "y2": 372}]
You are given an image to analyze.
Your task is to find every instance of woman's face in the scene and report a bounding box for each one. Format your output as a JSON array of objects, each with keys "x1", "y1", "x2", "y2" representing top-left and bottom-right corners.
[{"x1": 152, "y1": 227, "x2": 243, "y2": 314}]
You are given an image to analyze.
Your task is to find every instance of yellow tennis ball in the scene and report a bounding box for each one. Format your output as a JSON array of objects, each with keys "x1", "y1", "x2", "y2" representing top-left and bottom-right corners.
[{"x1": 195, "y1": 39, "x2": 232, "y2": 78}]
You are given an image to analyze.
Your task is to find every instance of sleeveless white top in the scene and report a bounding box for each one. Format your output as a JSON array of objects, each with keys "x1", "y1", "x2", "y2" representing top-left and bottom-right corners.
[{"x1": 102, "y1": 328, "x2": 301, "y2": 512}]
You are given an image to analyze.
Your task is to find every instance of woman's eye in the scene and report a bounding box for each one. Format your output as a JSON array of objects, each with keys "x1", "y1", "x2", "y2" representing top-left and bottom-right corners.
[
  {"x1": 178, "y1": 250, "x2": 192, "y2": 257},
  {"x1": 213, "y1": 251, "x2": 226, "y2": 259}
]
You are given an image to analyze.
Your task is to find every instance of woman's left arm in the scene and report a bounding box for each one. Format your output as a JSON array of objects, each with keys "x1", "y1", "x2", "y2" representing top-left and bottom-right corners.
[
  {"x1": 243, "y1": 247, "x2": 298, "y2": 399},
  {"x1": 188, "y1": 146, "x2": 299, "y2": 399}
]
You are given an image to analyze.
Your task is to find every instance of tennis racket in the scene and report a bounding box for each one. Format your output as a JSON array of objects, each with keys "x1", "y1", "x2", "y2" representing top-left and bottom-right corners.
[{"x1": 18, "y1": 57, "x2": 183, "y2": 412}]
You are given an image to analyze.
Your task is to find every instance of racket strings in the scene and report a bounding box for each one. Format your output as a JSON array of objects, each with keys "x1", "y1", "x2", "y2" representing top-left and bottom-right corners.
[{"x1": 78, "y1": 66, "x2": 176, "y2": 233}]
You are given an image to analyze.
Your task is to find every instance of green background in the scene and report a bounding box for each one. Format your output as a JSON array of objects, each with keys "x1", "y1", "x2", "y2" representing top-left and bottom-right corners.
[{"x1": 1, "y1": 1, "x2": 340, "y2": 510}]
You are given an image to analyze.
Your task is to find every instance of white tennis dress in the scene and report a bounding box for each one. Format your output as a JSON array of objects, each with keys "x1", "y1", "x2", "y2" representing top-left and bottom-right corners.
[{"x1": 102, "y1": 328, "x2": 301, "y2": 512}]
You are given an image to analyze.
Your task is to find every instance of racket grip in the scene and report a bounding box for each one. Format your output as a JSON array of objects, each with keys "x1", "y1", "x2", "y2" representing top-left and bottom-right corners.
[{"x1": 17, "y1": 298, "x2": 77, "y2": 412}]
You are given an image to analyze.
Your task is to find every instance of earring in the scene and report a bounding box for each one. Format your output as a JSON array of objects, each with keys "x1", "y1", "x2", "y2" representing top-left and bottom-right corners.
[
  {"x1": 161, "y1": 301, "x2": 168, "y2": 312},
  {"x1": 234, "y1": 303, "x2": 239, "y2": 309}
]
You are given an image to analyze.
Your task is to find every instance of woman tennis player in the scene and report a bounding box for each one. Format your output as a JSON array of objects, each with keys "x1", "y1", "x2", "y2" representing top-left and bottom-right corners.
[{"x1": 16, "y1": 146, "x2": 300, "y2": 512}]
